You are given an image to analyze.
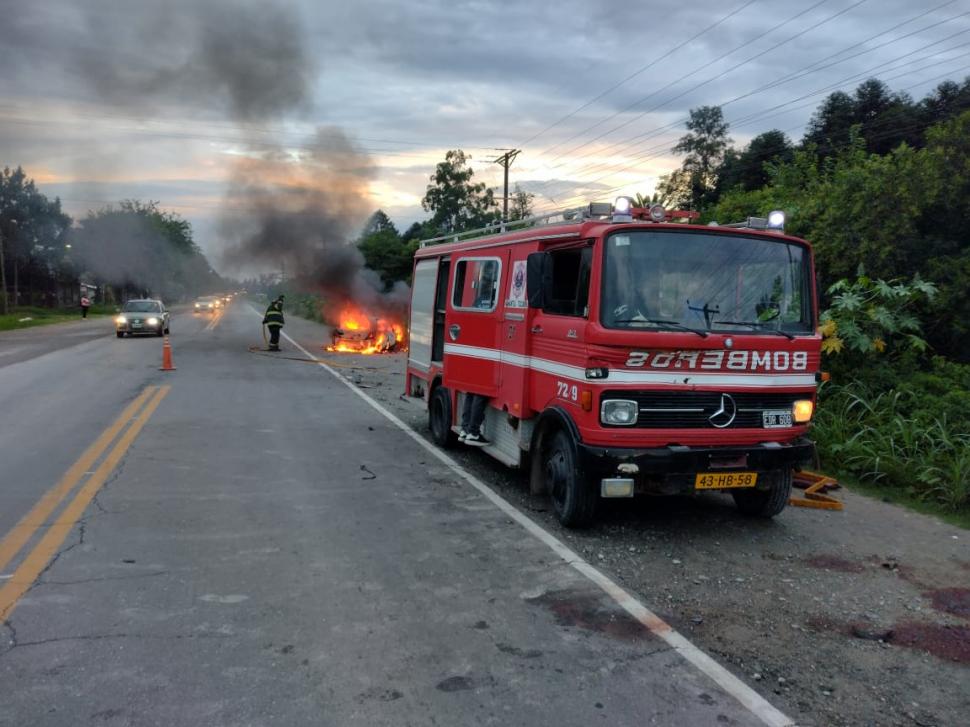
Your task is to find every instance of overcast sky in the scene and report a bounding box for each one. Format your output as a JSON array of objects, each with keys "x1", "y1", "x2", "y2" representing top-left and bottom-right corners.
[{"x1": 1, "y1": 0, "x2": 968, "y2": 271}]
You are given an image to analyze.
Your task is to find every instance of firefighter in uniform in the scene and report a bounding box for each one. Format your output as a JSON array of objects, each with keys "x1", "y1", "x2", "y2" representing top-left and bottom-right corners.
[{"x1": 263, "y1": 295, "x2": 285, "y2": 351}]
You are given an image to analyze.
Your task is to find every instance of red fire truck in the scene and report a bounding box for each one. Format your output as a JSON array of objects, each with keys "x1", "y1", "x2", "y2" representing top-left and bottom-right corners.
[{"x1": 406, "y1": 198, "x2": 820, "y2": 527}]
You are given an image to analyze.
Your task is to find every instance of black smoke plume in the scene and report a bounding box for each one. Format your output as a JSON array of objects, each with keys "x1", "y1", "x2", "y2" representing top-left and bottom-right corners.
[
  {"x1": 2, "y1": 0, "x2": 402, "y2": 321},
  {"x1": 218, "y1": 127, "x2": 404, "y2": 316}
]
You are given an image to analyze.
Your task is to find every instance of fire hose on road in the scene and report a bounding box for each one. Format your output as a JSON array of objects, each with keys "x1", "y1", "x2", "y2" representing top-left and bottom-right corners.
[{"x1": 246, "y1": 345, "x2": 393, "y2": 370}]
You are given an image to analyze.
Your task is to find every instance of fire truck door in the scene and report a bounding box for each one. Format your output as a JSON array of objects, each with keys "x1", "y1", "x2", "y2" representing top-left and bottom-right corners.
[
  {"x1": 431, "y1": 258, "x2": 450, "y2": 363},
  {"x1": 442, "y1": 253, "x2": 504, "y2": 396},
  {"x1": 497, "y1": 254, "x2": 530, "y2": 417},
  {"x1": 527, "y1": 245, "x2": 592, "y2": 412}
]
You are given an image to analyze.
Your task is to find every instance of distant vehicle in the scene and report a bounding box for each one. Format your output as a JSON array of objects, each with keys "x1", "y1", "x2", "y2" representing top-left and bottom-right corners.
[
  {"x1": 194, "y1": 296, "x2": 221, "y2": 313},
  {"x1": 221, "y1": 294, "x2": 233, "y2": 304},
  {"x1": 115, "y1": 299, "x2": 169, "y2": 337}
]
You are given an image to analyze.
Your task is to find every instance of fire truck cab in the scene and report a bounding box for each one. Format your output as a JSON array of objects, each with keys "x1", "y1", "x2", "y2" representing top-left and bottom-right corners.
[{"x1": 406, "y1": 199, "x2": 820, "y2": 527}]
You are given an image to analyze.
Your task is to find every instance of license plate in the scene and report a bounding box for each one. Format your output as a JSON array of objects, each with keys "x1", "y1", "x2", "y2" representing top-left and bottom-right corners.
[
  {"x1": 763, "y1": 409, "x2": 792, "y2": 428},
  {"x1": 695, "y1": 472, "x2": 758, "y2": 490},
  {"x1": 131, "y1": 322, "x2": 143, "y2": 328}
]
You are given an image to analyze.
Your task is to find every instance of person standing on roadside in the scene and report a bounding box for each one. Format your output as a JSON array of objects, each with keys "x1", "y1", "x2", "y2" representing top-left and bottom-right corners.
[
  {"x1": 262, "y1": 295, "x2": 285, "y2": 351},
  {"x1": 80, "y1": 294, "x2": 91, "y2": 319}
]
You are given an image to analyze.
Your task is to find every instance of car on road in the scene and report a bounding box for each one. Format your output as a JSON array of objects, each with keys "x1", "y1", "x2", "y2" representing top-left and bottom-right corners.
[
  {"x1": 193, "y1": 296, "x2": 221, "y2": 314},
  {"x1": 115, "y1": 299, "x2": 169, "y2": 337}
]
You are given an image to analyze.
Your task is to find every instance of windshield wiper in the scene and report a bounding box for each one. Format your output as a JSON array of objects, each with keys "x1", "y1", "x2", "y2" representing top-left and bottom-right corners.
[
  {"x1": 613, "y1": 318, "x2": 709, "y2": 338},
  {"x1": 714, "y1": 320, "x2": 795, "y2": 340}
]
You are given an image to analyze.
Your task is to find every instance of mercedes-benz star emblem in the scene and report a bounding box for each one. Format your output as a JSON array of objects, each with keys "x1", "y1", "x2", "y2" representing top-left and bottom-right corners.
[{"x1": 708, "y1": 393, "x2": 737, "y2": 428}]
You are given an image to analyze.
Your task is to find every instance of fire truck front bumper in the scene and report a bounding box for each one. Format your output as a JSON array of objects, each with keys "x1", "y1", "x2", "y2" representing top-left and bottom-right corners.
[{"x1": 576, "y1": 438, "x2": 816, "y2": 498}]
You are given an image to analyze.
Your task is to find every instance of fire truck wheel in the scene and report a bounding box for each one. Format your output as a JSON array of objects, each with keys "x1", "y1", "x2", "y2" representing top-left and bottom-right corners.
[
  {"x1": 732, "y1": 467, "x2": 793, "y2": 517},
  {"x1": 546, "y1": 430, "x2": 597, "y2": 528},
  {"x1": 429, "y1": 385, "x2": 458, "y2": 448}
]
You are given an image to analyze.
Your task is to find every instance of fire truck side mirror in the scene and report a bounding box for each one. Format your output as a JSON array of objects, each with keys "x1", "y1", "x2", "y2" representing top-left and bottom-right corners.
[{"x1": 526, "y1": 252, "x2": 552, "y2": 309}]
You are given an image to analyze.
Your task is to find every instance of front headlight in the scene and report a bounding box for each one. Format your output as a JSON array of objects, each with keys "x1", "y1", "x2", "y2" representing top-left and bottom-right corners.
[
  {"x1": 793, "y1": 399, "x2": 814, "y2": 423},
  {"x1": 147, "y1": 317, "x2": 159, "y2": 326},
  {"x1": 115, "y1": 316, "x2": 126, "y2": 325},
  {"x1": 194, "y1": 303, "x2": 200, "y2": 308},
  {"x1": 601, "y1": 399, "x2": 639, "y2": 426}
]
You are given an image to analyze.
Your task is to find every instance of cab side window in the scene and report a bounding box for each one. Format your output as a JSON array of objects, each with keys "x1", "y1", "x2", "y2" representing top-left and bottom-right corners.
[
  {"x1": 544, "y1": 246, "x2": 592, "y2": 317},
  {"x1": 452, "y1": 258, "x2": 501, "y2": 312}
]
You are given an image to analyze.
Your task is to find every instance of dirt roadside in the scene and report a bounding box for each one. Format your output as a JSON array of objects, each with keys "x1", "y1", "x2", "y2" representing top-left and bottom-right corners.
[{"x1": 273, "y1": 319, "x2": 969, "y2": 727}]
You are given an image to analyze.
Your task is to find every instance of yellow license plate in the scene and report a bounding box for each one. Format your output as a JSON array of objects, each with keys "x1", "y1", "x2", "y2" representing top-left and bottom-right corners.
[{"x1": 695, "y1": 472, "x2": 758, "y2": 490}]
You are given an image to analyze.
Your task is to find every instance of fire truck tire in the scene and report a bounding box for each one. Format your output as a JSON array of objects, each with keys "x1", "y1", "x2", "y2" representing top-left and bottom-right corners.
[
  {"x1": 546, "y1": 430, "x2": 597, "y2": 528},
  {"x1": 429, "y1": 385, "x2": 458, "y2": 448},
  {"x1": 732, "y1": 467, "x2": 793, "y2": 517}
]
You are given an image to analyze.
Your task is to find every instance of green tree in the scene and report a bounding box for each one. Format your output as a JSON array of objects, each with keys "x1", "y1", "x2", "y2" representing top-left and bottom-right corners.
[
  {"x1": 508, "y1": 185, "x2": 534, "y2": 221},
  {"x1": 422, "y1": 150, "x2": 500, "y2": 234},
  {"x1": 803, "y1": 90, "x2": 856, "y2": 152},
  {"x1": 0, "y1": 167, "x2": 72, "y2": 312},
  {"x1": 660, "y1": 106, "x2": 731, "y2": 209},
  {"x1": 401, "y1": 220, "x2": 439, "y2": 244},
  {"x1": 715, "y1": 130, "x2": 794, "y2": 195},
  {"x1": 362, "y1": 209, "x2": 397, "y2": 237},
  {"x1": 357, "y1": 214, "x2": 416, "y2": 288},
  {"x1": 71, "y1": 200, "x2": 219, "y2": 301}
]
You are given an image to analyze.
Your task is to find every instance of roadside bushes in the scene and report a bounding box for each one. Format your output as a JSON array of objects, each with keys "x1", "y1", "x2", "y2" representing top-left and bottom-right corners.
[
  {"x1": 812, "y1": 271, "x2": 969, "y2": 512},
  {"x1": 814, "y1": 360, "x2": 970, "y2": 511}
]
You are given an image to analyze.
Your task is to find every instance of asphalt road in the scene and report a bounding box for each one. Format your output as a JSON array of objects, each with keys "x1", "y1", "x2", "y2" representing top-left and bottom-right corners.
[{"x1": 0, "y1": 303, "x2": 789, "y2": 727}]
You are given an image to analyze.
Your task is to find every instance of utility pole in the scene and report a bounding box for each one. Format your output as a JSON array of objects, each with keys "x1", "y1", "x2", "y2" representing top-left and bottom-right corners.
[{"x1": 492, "y1": 149, "x2": 521, "y2": 222}]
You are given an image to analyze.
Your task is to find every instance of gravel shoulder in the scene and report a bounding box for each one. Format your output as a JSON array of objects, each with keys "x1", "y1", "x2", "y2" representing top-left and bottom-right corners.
[{"x1": 280, "y1": 313, "x2": 970, "y2": 727}]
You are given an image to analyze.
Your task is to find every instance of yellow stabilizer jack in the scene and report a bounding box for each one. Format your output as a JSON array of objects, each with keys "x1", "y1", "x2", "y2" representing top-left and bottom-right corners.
[{"x1": 790, "y1": 470, "x2": 844, "y2": 511}]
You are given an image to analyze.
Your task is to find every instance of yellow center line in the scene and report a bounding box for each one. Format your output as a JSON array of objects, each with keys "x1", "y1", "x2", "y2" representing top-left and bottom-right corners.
[
  {"x1": 205, "y1": 308, "x2": 226, "y2": 331},
  {"x1": 0, "y1": 385, "x2": 158, "y2": 574},
  {"x1": 0, "y1": 385, "x2": 171, "y2": 621}
]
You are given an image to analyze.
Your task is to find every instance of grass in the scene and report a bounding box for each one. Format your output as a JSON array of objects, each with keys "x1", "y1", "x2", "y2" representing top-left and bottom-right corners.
[
  {"x1": 814, "y1": 382, "x2": 970, "y2": 518},
  {"x1": 0, "y1": 304, "x2": 113, "y2": 331}
]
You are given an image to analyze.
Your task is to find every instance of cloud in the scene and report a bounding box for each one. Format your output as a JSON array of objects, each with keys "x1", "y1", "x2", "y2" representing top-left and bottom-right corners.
[{"x1": 2, "y1": 0, "x2": 969, "y2": 270}]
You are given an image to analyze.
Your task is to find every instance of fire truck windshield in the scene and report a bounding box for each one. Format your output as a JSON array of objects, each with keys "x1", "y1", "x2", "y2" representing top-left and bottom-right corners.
[{"x1": 602, "y1": 230, "x2": 813, "y2": 335}]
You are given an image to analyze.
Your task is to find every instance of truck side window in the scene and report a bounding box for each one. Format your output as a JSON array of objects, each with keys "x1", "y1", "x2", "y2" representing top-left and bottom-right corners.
[
  {"x1": 452, "y1": 258, "x2": 501, "y2": 312},
  {"x1": 545, "y1": 246, "x2": 592, "y2": 317}
]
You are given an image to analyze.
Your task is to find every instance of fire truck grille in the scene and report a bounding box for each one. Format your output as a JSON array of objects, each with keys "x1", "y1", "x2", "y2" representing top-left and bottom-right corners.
[{"x1": 602, "y1": 390, "x2": 803, "y2": 429}]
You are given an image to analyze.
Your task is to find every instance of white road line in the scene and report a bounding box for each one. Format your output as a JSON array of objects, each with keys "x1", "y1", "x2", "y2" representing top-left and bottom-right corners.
[{"x1": 275, "y1": 321, "x2": 794, "y2": 727}]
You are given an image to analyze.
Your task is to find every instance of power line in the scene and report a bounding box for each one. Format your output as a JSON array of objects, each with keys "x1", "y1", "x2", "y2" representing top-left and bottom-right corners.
[
  {"x1": 514, "y1": 0, "x2": 760, "y2": 149},
  {"x1": 523, "y1": 0, "x2": 870, "y2": 201},
  {"x1": 532, "y1": 61, "x2": 970, "y2": 213},
  {"x1": 525, "y1": 5, "x2": 970, "y2": 202},
  {"x1": 535, "y1": 0, "x2": 840, "y2": 164}
]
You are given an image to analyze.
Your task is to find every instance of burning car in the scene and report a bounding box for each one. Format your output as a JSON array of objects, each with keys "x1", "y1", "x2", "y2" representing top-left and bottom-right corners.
[{"x1": 327, "y1": 307, "x2": 405, "y2": 354}]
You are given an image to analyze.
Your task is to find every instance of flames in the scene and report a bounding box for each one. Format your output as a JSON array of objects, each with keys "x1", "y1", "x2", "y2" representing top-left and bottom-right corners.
[{"x1": 326, "y1": 304, "x2": 406, "y2": 354}]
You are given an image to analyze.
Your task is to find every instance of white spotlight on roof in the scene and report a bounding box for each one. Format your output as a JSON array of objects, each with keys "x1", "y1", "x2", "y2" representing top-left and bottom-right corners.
[
  {"x1": 767, "y1": 210, "x2": 786, "y2": 230},
  {"x1": 612, "y1": 196, "x2": 634, "y2": 222}
]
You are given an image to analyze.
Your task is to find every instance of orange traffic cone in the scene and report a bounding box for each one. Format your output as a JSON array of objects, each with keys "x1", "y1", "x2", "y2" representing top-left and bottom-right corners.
[{"x1": 160, "y1": 335, "x2": 176, "y2": 371}]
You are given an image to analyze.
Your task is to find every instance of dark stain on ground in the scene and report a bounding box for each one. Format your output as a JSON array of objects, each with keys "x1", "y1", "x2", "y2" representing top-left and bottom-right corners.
[
  {"x1": 807, "y1": 615, "x2": 970, "y2": 665},
  {"x1": 357, "y1": 686, "x2": 404, "y2": 703},
  {"x1": 496, "y1": 642, "x2": 543, "y2": 658},
  {"x1": 472, "y1": 620, "x2": 489, "y2": 630},
  {"x1": 925, "y1": 588, "x2": 970, "y2": 621},
  {"x1": 526, "y1": 589, "x2": 647, "y2": 641},
  {"x1": 892, "y1": 621, "x2": 970, "y2": 664},
  {"x1": 279, "y1": 644, "x2": 294, "y2": 654},
  {"x1": 437, "y1": 675, "x2": 474, "y2": 692},
  {"x1": 804, "y1": 555, "x2": 865, "y2": 573}
]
